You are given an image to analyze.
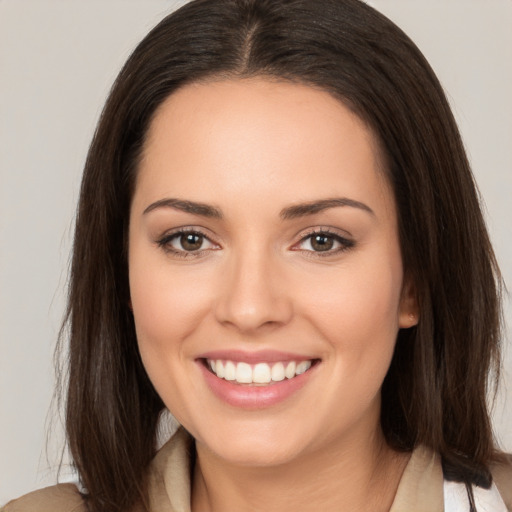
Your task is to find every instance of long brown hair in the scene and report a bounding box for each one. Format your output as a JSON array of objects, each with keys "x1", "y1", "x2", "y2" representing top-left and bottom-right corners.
[{"x1": 62, "y1": 0, "x2": 503, "y2": 510}]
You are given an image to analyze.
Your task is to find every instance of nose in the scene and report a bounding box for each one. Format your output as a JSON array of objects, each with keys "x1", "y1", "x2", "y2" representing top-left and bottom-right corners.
[{"x1": 214, "y1": 247, "x2": 293, "y2": 334}]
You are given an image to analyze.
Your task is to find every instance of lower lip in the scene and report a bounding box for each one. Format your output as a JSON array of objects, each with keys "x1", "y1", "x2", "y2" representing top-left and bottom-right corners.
[{"x1": 197, "y1": 361, "x2": 318, "y2": 409}]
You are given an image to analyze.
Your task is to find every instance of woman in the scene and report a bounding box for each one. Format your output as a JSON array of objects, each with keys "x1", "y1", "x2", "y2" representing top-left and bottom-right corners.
[{"x1": 3, "y1": 0, "x2": 511, "y2": 511}]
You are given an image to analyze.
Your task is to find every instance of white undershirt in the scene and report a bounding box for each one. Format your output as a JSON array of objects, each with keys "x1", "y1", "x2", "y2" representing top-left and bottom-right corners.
[{"x1": 444, "y1": 480, "x2": 508, "y2": 512}]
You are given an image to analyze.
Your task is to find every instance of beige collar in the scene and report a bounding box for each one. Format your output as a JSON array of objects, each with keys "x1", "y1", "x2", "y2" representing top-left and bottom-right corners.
[
  {"x1": 147, "y1": 428, "x2": 194, "y2": 512},
  {"x1": 390, "y1": 445, "x2": 444, "y2": 512},
  {"x1": 147, "y1": 428, "x2": 444, "y2": 512}
]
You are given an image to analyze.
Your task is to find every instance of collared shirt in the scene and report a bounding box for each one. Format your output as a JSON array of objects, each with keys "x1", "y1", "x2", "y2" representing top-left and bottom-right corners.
[{"x1": 3, "y1": 428, "x2": 511, "y2": 511}]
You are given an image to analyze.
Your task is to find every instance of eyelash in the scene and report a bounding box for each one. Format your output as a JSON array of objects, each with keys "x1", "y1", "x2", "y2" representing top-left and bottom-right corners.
[
  {"x1": 156, "y1": 228, "x2": 217, "y2": 258},
  {"x1": 293, "y1": 228, "x2": 355, "y2": 257},
  {"x1": 156, "y1": 227, "x2": 355, "y2": 258}
]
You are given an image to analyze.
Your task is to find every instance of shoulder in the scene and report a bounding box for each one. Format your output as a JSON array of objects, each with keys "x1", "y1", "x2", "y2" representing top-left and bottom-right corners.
[
  {"x1": 492, "y1": 453, "x2": 512, "y2": 511},
  {"x1": 1, "y1": 484, "x2": 86, "y2": 512}
]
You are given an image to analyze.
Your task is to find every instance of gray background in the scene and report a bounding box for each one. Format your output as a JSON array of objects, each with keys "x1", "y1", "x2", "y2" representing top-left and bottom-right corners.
[{"x1": 1, "y1": 0, "x2": 511, "y2": 502}]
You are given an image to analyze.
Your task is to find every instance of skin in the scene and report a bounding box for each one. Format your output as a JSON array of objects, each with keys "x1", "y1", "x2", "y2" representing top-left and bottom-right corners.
[{"x1": 129, "y1": 78, "x2": 418, "y2": 512}]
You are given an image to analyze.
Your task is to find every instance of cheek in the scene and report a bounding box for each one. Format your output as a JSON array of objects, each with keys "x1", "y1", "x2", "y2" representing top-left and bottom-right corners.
[
  {"x1": 129, "y1": 245, "x2": 214, "y2": 347},
  {"x1": 128, "y1": 255, "x2": 216, "y2": 417},
  {"x1": 305, "y1": 262, "x2": 401, "y2": 337},
  {"x1": 298, "y1": 250, "x2": 403, "y2": 389}
]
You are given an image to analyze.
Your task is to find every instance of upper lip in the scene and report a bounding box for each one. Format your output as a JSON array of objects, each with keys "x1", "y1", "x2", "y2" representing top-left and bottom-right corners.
[{"x1": 196, "y1": 349, "x2": 318, "y2": 364}]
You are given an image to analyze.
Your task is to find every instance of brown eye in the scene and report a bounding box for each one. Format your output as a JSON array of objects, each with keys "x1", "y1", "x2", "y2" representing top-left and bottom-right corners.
[
  {"x1": 158, "y1": 230, "x2": 217, "y2": 254},
  {"x1": 310, "y1": 234, "x2": 334, "y2": 251},
  {"x1": 295, "y1": 230, "x2": 355, "y2": 255},
  {"x1": 180, "y1": 233, "x2": 204, "y2": 251}
]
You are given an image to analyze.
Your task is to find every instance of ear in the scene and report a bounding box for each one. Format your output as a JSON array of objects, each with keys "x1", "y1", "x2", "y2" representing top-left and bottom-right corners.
[{"x1": 398, "y1": 275, "x2": 419, "y2": 328}]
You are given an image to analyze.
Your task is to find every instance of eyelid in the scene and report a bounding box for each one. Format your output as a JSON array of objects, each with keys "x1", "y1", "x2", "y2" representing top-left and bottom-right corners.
[
  {"x1": 291, "y1": 227, "x2": 355, "y2": 255},
  {"x1": 154, "y1": 225, "x2": 354, "y2": 258},
  {"x1": 156, "y1": 226, "x2": 221, "y2": 257}
]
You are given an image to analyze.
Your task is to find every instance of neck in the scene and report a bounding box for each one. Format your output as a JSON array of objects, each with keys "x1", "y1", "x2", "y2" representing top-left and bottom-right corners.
[{"x1": 191, "y1": 424, "x2": 409, "y2": 512}]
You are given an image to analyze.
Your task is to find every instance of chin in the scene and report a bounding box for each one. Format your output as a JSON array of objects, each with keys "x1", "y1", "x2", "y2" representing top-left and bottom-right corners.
[{"x1": 193, "y1": 420, "x2": 314, "y2": 468}]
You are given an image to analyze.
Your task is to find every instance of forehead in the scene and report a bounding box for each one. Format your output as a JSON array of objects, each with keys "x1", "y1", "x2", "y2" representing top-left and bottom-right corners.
[{"x1": 135, "y1": 78, "x2": 393, "y2": 218}]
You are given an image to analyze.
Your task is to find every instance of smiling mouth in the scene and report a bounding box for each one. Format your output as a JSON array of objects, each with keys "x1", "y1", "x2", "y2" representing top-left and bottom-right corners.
[{"x1": 202, "y1": 358, "x2": 319, "y2": 386}]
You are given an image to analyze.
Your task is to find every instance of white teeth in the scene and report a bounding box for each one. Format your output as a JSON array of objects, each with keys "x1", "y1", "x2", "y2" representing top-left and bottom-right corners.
[
  {"x1": 224, "y1": 361, "x2": 236, "y2": 381},
  {"x1": 296, "y1": 360, "x2": 311, "y2": 375},
  {"x1": 215, "y1": 360, "x2": 225, "y2": 378},
  {"x1": 207, "y1": 359, "x2": 314, "y2": 384},
  {"x1": 285, "y1": 361, "x2": 296, "y2": 379},
  {"x1": 253, "y1": 363, "x2": 272, "y2": 383},
  {"x1": 271, "y1": 362, "x2": 285, "y2": 382},
  {"x1": 236, "y1": 362, "x2": 253, "y2": 383}
]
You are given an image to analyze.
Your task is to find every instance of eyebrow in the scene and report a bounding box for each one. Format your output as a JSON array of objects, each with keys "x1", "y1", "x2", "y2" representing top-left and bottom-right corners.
[
  {"x1": 142, "y1": 196, "x2": 374, "y2": 220},
  {"x1": 279, "y1": 198, "x2": 375, "y2": 220},
  {"x1": 143, "y1": 198, "x2": 223, "y2": 218}
]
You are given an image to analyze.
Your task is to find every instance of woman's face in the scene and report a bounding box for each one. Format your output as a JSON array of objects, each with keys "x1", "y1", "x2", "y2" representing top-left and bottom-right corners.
[{"x1": 129, "y1": 78, "x2": 417, "y2": 467}]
